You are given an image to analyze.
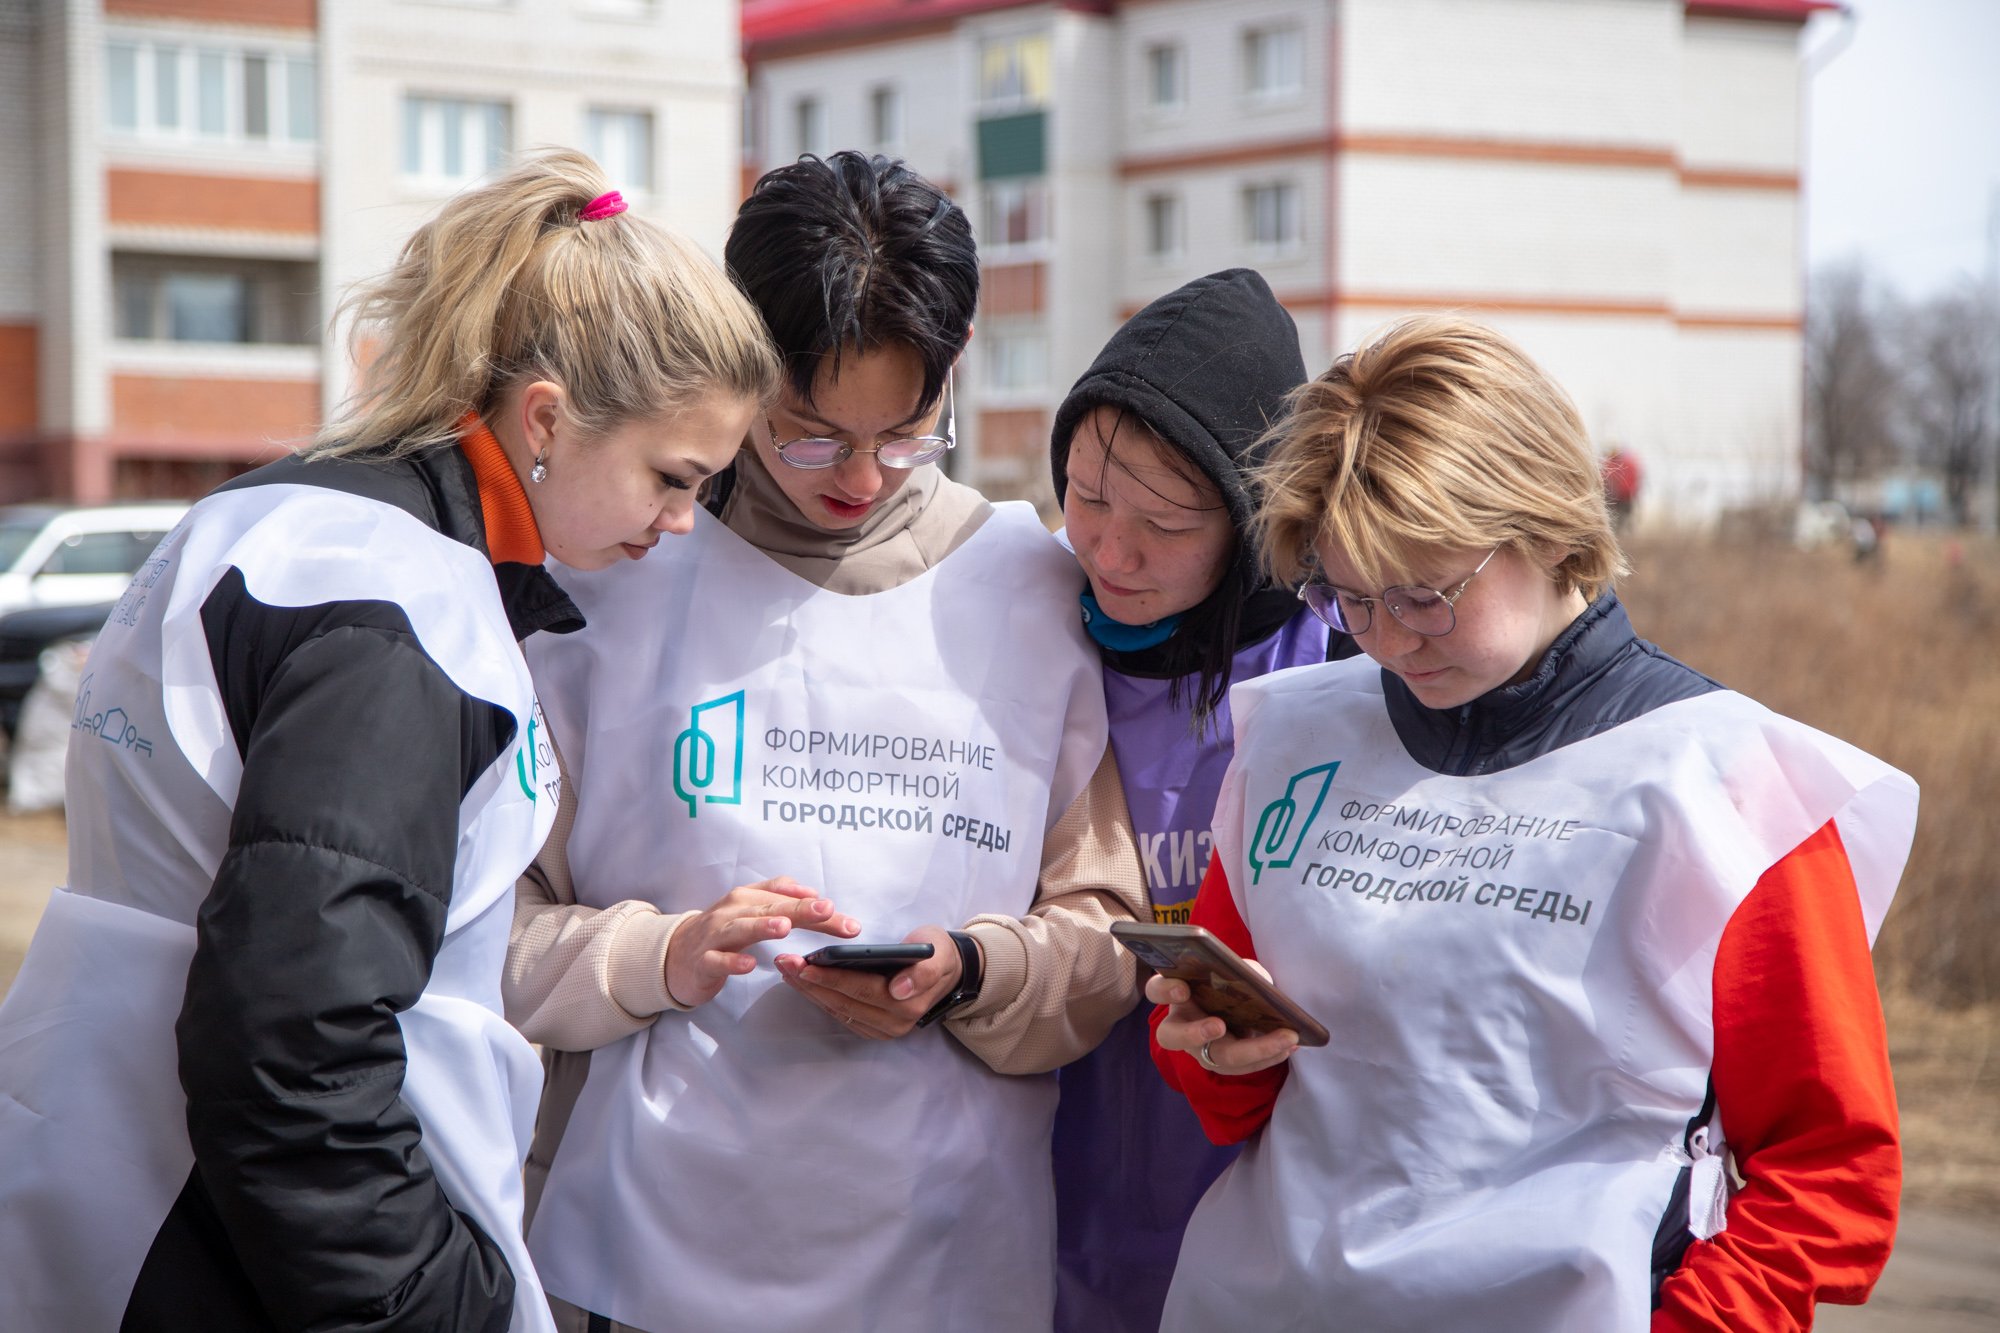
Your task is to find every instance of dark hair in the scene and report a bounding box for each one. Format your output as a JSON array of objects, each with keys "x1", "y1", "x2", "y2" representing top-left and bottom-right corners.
[
  {"x1": 725, "y1": 152, "x2": 977, "y2": 412},
  {"x1": 1081, "y1": 408, "x2": 1246, "y2": 733}
]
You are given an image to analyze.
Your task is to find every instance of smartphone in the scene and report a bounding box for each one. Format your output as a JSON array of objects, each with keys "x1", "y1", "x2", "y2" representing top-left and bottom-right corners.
[
  {"x1": 1110, "y1": 921, "x2": 1330, "y2": 1047},
  {"x1": 801, "y1": 943, "x2": 936, "y2": 975}
]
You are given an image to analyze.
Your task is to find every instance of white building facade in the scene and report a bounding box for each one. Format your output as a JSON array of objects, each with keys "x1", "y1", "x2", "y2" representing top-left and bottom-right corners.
[
  {"x1": 1, "y1": 0, "x2": 746, "y2": 504},
  {"x1": 745, "y1": 0, "x2": 1830, "y2": 520}
]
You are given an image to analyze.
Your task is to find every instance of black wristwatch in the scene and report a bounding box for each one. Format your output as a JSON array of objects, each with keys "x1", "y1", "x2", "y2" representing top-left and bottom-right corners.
[{"x1": 915, "y1": 931, "x2": 984, "y2": 1028}]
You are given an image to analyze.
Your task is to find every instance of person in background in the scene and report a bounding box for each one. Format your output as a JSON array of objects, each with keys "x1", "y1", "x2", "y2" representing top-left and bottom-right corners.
[
  {"x1": 504, "y1": 152, "x2": 1147, "y2": 1333},
  {"x1": 1150, "y1": 315, "x2": 1916, "y2": 1332},
  {"x1": 1603, "y1": 444, "x2": 1642, "y2": 532},
  {"x1": 0, "y1": 149, "x2": 777, "y2": 1332},
  {"x1": 1046, "y1": 268, "x2": 1354, "y2": 1332}
]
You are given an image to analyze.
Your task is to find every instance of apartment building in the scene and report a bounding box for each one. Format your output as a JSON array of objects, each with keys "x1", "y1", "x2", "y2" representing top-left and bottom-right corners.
[
  {"x1": 0, "y1": 0, "x2": 745, "y2": 504},
  {"x1": 744, "y1": 0, "x2": 1831, "y2": 520}
]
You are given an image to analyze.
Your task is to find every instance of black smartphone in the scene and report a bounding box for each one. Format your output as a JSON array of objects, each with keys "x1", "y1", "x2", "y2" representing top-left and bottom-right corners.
[
  {"x1": 1110, "y1": 921, "x2": 1330, "y2": 1047},
  {"x1": 801, "y1": 943, "x2": 936, "y2": 975}
]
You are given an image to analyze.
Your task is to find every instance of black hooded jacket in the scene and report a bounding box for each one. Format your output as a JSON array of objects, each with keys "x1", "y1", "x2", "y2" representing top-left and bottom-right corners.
[
  {"x1": 122, "y1": 447, "x2": 580, "y2": 1332},
  {"x1": 1049, "y1": 268, "x2": 1357, "y2": 679}
]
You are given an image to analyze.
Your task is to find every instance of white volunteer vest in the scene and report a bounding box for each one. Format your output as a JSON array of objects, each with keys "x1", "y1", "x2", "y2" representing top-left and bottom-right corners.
[
  {"x1": 525, "y1": 503, "x2": 1106, "y2": 1333},
  {"x1": 1163, "y1": 660, "x2": 1916, "y2": 1333},
  {"x1": 0, "y1": 484, "x2": 558, "y2": 1333}
]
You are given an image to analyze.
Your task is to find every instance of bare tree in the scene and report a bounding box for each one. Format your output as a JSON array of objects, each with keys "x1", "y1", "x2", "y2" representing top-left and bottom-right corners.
[
  {"x1": 1806, "y1": 263, "x2": 1904, "y2": 498},
  {"x1": 1903, "y1": 281, "x2": 2000, "y2": 526}
]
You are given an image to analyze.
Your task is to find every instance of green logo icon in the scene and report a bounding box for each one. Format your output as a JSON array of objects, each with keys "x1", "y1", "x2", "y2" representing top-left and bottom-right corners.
[
  {"x1": 674, "y1": 691, "x2": 745, "y2": 818},
  {"x1": 515, "y1": 714, "x2": 541, "y2": 802},
  {"x1": 1248, "y1": 761, "x2": 1339, "y2": 884}
]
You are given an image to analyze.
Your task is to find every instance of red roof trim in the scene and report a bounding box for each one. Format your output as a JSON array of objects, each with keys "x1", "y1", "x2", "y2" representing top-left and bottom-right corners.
[
  {"x1": 1684, "y1": 0, "x2": 1840, "y2": 21},
  {"x1": 744, "y1": 0, "x2": 1838, "y2": 61},
  {"x1": 745, "y1": 0, "x2": 1103, "y2": 56}
]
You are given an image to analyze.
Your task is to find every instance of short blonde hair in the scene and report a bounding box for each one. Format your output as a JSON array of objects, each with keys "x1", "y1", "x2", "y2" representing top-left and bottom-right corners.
[
  {"x1": 312, "y1": 147, "x2": 779, "y2": 459},
  {"x1": 1254, "y1": 316, "x2": 1627, "y2": 597}
]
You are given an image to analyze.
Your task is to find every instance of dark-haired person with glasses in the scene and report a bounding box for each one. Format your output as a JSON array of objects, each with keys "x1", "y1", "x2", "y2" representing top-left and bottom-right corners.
[
  {"x1": 503, "y1": 152, "x2": 1147, "y2": 1333},
  {"x1": 1146, "y1": 316, "x2": 1918, "y2": 1332}
]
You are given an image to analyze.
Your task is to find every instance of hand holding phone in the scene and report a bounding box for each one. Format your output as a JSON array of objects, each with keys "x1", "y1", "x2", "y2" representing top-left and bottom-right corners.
[
  {"x1": 1112, "y1": 921, "x2": 1328, "y2": 1047},
  {"x1": 778, "y1": 926, "x2": 960, "y2": 1041},
  {"x1": 800, "y1": 943, "x2": 936, "y2": 976}
]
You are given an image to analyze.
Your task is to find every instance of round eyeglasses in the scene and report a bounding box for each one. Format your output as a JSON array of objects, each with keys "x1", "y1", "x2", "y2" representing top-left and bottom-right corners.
[
  {"x1": 769, "y1": 370, "x2": 956, "y2": 471},
  {"x1": 1296, "y1": 548, "x2": 1499, "y2": 637}
]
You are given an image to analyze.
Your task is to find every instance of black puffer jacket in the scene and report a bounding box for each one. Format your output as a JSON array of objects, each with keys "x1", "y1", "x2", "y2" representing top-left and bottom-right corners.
[
  {"x1": 1386, "y1": 591, "x2": 1719, "y2": 776},
  {"x1": 133, "y1": 447, "x2": 579, "y2": 1331}
]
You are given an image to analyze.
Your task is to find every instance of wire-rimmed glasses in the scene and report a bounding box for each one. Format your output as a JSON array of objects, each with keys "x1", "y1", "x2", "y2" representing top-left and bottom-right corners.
[
  {"x1": 768, "y1": 370, "x2": 955, "y2": 471},
  {"x1": 1297, "y1": 548, "x2": 1499, "y2": 637}
]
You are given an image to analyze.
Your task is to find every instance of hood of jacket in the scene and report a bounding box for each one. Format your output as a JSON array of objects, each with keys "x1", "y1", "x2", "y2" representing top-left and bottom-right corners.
[{"x1": 1049, "y1": 267, "x2": 1306, "y2": 587}]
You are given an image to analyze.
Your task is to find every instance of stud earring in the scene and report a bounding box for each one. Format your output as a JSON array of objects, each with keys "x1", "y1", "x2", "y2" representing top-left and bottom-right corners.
[{"x1": 530, "y1": 450, "x2": 548, "y2": 484}]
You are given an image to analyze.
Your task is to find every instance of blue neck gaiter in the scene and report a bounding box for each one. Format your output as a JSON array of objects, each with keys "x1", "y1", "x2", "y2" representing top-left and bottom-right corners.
[{"x1": 1080, "y1": 591, "x2": 1183, "y2": 652}]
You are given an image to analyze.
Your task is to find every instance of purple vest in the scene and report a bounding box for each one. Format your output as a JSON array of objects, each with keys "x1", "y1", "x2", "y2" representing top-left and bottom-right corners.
[{"x1": 1053, "y1": 609, "x2": 1328, "y2": 1333}]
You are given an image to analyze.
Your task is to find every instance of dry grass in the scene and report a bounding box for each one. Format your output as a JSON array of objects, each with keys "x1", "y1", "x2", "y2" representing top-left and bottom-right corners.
[
  {"x1": 1621, "y1": 528, "x2": 2000, "y2": 1007},
  {"x1": 1881, "y1": 990, "x2": 2000, "y2": 1215},
  {"x1": 1621, "y1": 529, "x2": 2000, "y2": 1214}
]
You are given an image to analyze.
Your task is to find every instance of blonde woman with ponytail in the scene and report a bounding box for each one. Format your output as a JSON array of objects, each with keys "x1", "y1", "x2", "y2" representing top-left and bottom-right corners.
[{"x1": 0, "y1": 148, "x2": 777, "y2": 1333}]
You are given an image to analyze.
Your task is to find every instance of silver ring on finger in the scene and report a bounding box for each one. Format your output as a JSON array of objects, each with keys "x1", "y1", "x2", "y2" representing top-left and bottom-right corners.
[{"x1": 1197, "y1": 1038, "x2": 1220, "y2": 1073}]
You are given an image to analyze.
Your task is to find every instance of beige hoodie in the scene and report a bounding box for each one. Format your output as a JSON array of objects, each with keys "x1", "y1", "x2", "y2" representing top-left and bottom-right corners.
[{"x1": 505, "y1": 448, "x2": 1148, "y2": 1210}]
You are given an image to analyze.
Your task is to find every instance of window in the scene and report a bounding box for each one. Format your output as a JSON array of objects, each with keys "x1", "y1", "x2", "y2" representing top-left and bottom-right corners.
[
  {"x1": 197, "y1": 49, "x2": 227, "y2": 135},
  {"x1": 980, "y1": 179, "x2": 1049, "y2": 253},
  {"x1": 164, "y1": 273, "x2": 248, "y2": 343},
  {"x1": 107, "y1": 43, "x2": 140, "y2": 131},
  {"x1": 1144, "y1": 43, "x2": 1185, "y2": 110},
  {"x1": 979, "y1": 34, "x2": 1050, "y2": 110},
  {"x1": 869, "y1": 85, "x2": 902, "y2": 151},
  {"x1": 794, "y1": 95, "x2": 825, "y2": 158},
  {"x1": 1144, "y1": 192, "x2": 1183, "y2": 258},
  {"x1": 983, "y1": 330, "x2": 1048, "y2": 393},
  {"x1": 403, "y1": 96, "x2": 511, "y2": 185},
  {"x1": 1243, "y1": 25, "x2": 1304, "y2": 100},
  {"x1": 155, "y1": 47, "x2": 182, "y2": 131},
  {"x1": 112, "y1": 255, "x2": 318, "y2": 346},
  {"x1": 242, "y1": 53, "x2": 270, "y2": 138},
  {"x1": 586, "y1": 107, "x2": 655, "y2": 194},
  {"x1": 285, "y1": 57, "x2": 315, "y2": 143},
  {"x1": 105, "y1": 37, "x2": 316, "y2": 143},
  {"x1": 1243, "y1": 181, "x2": 1301, "y2": 250}
]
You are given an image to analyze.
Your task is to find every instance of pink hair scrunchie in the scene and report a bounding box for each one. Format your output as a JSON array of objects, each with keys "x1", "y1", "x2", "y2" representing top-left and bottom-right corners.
[{"x1": 580, "y1": 190, "x2": 628, "y2": 222}]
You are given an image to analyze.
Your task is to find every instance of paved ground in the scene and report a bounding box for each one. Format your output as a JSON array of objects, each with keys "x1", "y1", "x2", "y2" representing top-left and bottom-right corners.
[
  {"x1": 1820, "y1": 1208, "x2": 2000, "y2": 1331},
  {"x1": 3, "y1": 808, "x2": 1996, "y2": 1327},
  {"x1": 0, "y1": 809, "x2": 66, "y2": 992}
]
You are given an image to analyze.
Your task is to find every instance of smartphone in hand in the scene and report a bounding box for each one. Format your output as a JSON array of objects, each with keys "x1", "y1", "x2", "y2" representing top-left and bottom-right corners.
[
  {"x1": 801, "y1": 943, "x2": 936, "y2": 976},
  {"x1": 1111, "y1": 921, "x2": 1330, "y2": 1047}
]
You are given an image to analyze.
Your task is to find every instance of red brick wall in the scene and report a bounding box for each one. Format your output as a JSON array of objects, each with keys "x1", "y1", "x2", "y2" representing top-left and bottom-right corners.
[
  {"x1": 977, "y1": 408, "x2": 1048, "y2": 460},
  {"x1": 113, "y1": 374, "x2": 321, "y2": 443},
  {"x1": 0, "y1": 324, "x2": 37, "y2": 433},
  {"x1": 107, "y1": 170, "x2": 320, "y2": 235},
  {"x1": 105, "y1": 0, "x2": 315, "y2": 29},
  {"x1": 982, "y1": 263, "x2": 1046, "y2": 318}
]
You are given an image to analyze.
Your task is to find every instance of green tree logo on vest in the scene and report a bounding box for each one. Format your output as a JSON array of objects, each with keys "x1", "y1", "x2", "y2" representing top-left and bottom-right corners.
[
  {"x1": 514, "y1": 700, "x2": 558, "y2": 804},
  {"x1": 515, "y1": 714, "x2": 542, "y2": 802},
  {"x1": 1248, "y1": 762, "x2": 1339, "y2": 884},
  {"x1": 674, "y1": 690, "x2": 746, "y2": 818}
]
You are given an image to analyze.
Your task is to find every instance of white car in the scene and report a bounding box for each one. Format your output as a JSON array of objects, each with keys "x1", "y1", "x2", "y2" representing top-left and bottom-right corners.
[{"x1": 0, "y1": 503, "x2": 190, "y2": 621}]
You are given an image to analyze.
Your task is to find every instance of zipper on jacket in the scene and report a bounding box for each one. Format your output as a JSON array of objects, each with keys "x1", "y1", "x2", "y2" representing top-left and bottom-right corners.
[{"x1": 1443, "y1": 703, "x2": 1479, "y2": 776}]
